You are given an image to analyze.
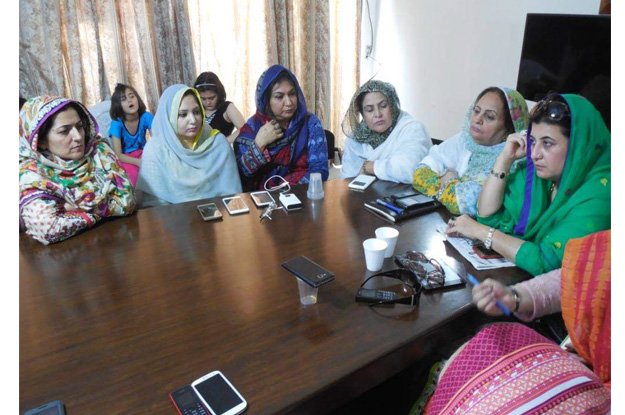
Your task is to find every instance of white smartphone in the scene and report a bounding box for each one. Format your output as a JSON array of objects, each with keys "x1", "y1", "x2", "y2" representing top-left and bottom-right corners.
[
  {"x1": 222, "y1": 196, "x2": 250, "y2": 215},
  {"x1": 197, "y1": 202, "x2": 223, "y2": 221},
  {"x1": 348, "y1": 174, "x2": 376, "y2": 191},
  {"x1": 191, "y1": 371, "x2": 247, "y2": 415},
  {"x1": 250, "y1": 191, "x2": 275, "y2": 207}
]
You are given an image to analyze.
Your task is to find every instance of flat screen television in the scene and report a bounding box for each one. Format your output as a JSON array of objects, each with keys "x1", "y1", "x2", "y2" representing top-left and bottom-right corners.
[{"x1": 516, "y1": 13, "x2": 610, "y2": 129}]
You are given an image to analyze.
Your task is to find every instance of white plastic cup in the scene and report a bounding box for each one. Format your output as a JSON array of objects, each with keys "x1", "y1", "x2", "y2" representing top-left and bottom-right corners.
[
  {"x1": 307, "y1": 172, "x2": 324, "y2": 200},
  {"x1": 297, "y1": 278, "x2": 318, "y2": 305},
  {"x1": 363, "y1": 238, "x2": 388, "y2": 271},
  {"x1": 375, "y1": 227, "x2": 399, "y2": 258}
]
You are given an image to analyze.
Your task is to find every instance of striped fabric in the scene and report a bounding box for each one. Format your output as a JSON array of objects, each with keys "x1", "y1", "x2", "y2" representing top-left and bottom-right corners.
[
  {"x1": 426, "y1": 230, "x2": 611, "y2": 415},
  {"x1": 561, "y1": 230, "x2": 611, "y2": 387}
]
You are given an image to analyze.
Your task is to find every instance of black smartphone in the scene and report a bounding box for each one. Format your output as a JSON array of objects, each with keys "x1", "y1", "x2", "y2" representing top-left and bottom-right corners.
[
  {"x1": 355, "y1": 288, "x2": 398, "y2": 303},
  {"x1": 170, "y1": 385, "x2": 210, "y2": 415},
  {"x1": 281, "y1": 256, "x2": 335, "y2": 288},
  {"x1": 24, "y1": 400, "x2": 66, "y2": 415}
]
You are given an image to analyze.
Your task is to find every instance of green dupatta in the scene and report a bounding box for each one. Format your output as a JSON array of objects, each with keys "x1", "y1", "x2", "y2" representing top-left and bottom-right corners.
[{"x1": 478, "y1": 94, "x2": 610, "y2": 276}]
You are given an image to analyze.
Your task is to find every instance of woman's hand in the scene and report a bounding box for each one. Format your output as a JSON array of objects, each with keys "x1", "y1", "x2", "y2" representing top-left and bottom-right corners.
[
  {"x1": 361, "y1": 160, "x2": 375, "y2": 176},
  {"x1": 472, "y1": 278, "x2": 516, "y2": 316},
  {"x1": 500, "y1": 131, "x2": 528, "y2": 163},
  {"x1": 445, "y1": 214, "x2": 485, "y2": 240},
  {"x1": 440, "y1": 169, "x2": 458, "y2": 187},
  {"x1": 255, "y1": 119, "x2": 283, "y2": 150}
]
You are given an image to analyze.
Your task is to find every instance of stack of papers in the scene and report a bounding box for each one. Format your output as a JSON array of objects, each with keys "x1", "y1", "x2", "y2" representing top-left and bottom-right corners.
[{"x1": 436, "y1": 225, "x2": 516, "y2": 270}]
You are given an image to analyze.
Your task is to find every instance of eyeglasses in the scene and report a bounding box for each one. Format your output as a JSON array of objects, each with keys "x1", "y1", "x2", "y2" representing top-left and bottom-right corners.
[
  {"x1": 394, "y1": 251, "x2": 445, "y2": 289},
  {"x1": 357, "y1": 268, "x2": 421, "y2": 306},
  {"x1": 530, "y1": 98, "x2": 570, "y2": 123}
]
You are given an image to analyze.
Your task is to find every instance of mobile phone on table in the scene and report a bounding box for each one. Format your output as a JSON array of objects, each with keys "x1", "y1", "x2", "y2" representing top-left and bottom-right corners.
[
  {"x1": 170, "y1": 385, "x2": 210, "y2": 415},
  {"x1": 222, "y1": 196, "x2": 250, "y2": 215},
  {"x1": 250, "y1": 191, "x2": 275, "y2": 207},
  {"x1": 24, "y1": 400, "x2": 66, "y2": 415},
  {"x1": 281, "y1": 255, "x2": 335, "y2": 288},
  {"x1": 191, "y1": 371, "x2": 248, "y2": 415},
  {"x1": 472, "y1": 242, "x2": 503, "y2": 259},
  {"x1": 348, "y1": 174, "x2": 376, "y2": 191},
  {"x1": 197, "y1": 202, "x2": 223, "y2": 221}
]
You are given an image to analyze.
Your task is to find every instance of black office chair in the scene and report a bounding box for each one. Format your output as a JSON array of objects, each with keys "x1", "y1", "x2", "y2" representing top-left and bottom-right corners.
[{"x1": 325, "y1": 129, "x2": 342, "y2": 168}]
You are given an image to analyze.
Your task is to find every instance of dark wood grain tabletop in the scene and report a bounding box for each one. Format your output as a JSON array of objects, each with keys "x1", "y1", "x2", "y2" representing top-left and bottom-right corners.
[{"x1": 20, "y1": 178, "x2": 530, "y2": 414}]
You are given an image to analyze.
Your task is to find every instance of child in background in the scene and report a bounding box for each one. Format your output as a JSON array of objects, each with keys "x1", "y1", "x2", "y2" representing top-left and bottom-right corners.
[{"x1": 109, "y1": 83, "x2": 154, "y2": 186}]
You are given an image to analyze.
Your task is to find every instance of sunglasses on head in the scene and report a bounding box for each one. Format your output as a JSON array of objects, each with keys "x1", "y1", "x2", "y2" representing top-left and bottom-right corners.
[{"x1": 530, "y1": 98, "x2": 570, "y2": 123}]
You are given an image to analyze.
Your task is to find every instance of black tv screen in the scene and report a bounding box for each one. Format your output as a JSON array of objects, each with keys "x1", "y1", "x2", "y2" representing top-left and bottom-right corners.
[{"x1": 516, "y1": 13, "x2": 610, "y2": 128}]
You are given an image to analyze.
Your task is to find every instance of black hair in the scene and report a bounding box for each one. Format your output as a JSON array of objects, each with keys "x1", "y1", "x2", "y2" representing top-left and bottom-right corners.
[
  {"x1": 37, "y1": 102, "x2": 92, "y2": 150},
  {"x1": 263, "y1": 71, "x2": 294, "y2": 117},
  {"x1": 193, "y1": 72, "x2": 227, "y2": 106},
  {"x1": 475, "y1": 87, "x2": 515, "y2": 136},
  {"x1": 109, "y1": 83, "x2": 147, "y2": 120}
]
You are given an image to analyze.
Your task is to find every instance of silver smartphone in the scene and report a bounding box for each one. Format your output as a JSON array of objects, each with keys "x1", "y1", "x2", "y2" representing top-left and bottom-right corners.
[
  {"x1": 250, "y1": 191, "x2": 275, "y2": 207},
  {"x1": 191, "y1": 370, "x2": 247, "y2": 415},
  {"x1": 197, "y1": 202, "x2": 223, "y2": 221},
  {"x1": 222, "y1": 196, "x2": 250, "y2": 215}
]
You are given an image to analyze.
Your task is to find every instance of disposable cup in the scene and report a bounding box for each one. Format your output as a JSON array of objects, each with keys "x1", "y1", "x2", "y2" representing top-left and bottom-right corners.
[
  {"x1": 307, "y1": 172, "x2": 324, "y2": 200},
  {"x1": 297, "y1": 278, "x2": 318, "y2": 305},
  {"x1": 362, "y1": 238, "x2": 388, "y2": 271},
  {"x1": 375, "y1": 227, "x2": 399, "y2": 258}
]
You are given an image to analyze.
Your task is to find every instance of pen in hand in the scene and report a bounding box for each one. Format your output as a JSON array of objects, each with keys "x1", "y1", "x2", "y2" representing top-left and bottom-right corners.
[{"x1": 466, "y1": 273, "x2": 511, "y2": 316}]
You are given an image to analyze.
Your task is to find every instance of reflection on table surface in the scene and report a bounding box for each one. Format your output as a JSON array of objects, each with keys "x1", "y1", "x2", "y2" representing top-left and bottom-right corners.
[{"x1": 20, "y1": 179, "x2": 530, "y2": 414}]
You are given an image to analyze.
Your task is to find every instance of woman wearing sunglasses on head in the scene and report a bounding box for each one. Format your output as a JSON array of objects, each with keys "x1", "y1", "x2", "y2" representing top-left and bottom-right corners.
[{"x1": 446, "y1": 94, "x2": 610, "y2": 276}]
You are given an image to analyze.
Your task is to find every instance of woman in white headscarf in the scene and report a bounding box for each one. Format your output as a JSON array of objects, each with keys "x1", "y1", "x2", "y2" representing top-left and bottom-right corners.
[
  {"x1": 340, "y1": 80, "x2": 431, "y2": 183},
  {"x1": 136, "y1": 84, "x2": 242, "y2": 207}
]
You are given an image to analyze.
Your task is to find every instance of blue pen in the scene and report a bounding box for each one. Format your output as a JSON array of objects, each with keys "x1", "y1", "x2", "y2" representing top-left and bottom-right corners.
[
  {"x1": 375, "y1": 199, "x2": 403, "y2": 214},
  {"x1": 466, "y1": 274, "x2": 511, "y2": 316}
]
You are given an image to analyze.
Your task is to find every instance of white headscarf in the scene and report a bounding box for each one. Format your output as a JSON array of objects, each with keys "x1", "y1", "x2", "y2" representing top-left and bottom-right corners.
[{"x1": 136, "y1": 84, "x2": 242, "y2": 204}]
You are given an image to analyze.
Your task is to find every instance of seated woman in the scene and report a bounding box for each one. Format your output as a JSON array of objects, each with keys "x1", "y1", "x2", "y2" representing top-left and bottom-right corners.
[
  {"x1": 446, "y1": 94, "x2": 610, "y2": 276},
  {"x1": 234, "y1": 64, "x2": 328, "y2": 191},
  {"x1": 413, "y1": 87, "x2": 528, "y2": 216},
  {"x1": 422, "y1": 230, "x2": 610, "y2": 414},
  {"x1": 19, "y1": 96, "x2": 135, "y2": 245},
  {"x1": 193, "y1": 71, "x2": 245, "y2": 143},
  {"x1": 136, "y1": 84, "x2": 242, "y2": 207},
  {"x1": 340, "y1": 80, "x2": 431, "y2": 183}
]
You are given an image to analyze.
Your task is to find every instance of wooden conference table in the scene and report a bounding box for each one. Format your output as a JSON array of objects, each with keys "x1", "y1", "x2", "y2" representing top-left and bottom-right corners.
[{"x1": 20, "y1": 179, "x2": 530, "y2": 414}]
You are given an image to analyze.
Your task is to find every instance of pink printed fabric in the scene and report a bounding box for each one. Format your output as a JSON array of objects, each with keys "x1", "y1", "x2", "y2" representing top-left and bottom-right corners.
[
  {"x1": 118, "y1": 149, "x2": 143, "y2": 186},
  {"x1": 426, "y1": 323, "x2": 610, "y2": 415}
]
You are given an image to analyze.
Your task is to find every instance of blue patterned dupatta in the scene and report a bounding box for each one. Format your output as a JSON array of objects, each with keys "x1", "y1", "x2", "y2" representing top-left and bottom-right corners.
[{"x1": 235, "y1": 65, "x2": 313, "y2": 189}]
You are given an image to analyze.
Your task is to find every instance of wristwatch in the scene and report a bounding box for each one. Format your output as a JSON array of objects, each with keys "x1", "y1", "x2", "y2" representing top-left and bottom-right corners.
[{"x1": 484, "y1": 227, "x2": 495, "y2": 250}]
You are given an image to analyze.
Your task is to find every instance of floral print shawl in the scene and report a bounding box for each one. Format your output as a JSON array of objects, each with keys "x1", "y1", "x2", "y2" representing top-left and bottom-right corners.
[{"x1": 19, "y1": 96, "x2": 135, "y2": 224}]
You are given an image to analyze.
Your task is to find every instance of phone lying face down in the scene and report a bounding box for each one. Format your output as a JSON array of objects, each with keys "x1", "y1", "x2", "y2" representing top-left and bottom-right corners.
[{"x1": 191, "y1": 371, "x2": 247, "y2": 415}]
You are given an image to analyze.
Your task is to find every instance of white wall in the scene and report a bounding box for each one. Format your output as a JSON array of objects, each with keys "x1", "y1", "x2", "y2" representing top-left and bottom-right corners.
[{"x1": 360, "y1": 0, "x2": 601, "y2": 140}]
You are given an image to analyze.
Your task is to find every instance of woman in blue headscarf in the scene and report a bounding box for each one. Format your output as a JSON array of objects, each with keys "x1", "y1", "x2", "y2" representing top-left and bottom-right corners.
[
  {"x1": 136, "y1": 84, "x2": 242, "y2": 207},
  {"x1": 234, "y1": 64, "x2": 328, "y2": 191}
]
